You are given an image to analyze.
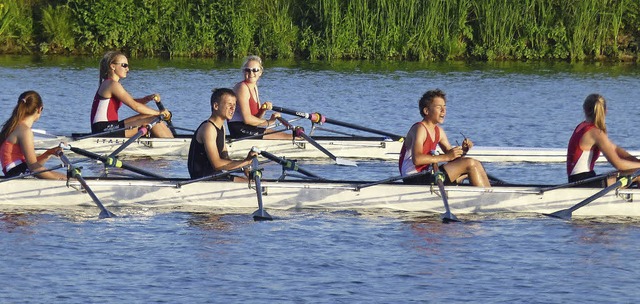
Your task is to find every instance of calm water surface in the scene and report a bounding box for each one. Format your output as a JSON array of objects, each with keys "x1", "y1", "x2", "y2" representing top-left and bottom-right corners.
[{"x1": 1, "y1": 56, "x2": 640, "y2": 302}]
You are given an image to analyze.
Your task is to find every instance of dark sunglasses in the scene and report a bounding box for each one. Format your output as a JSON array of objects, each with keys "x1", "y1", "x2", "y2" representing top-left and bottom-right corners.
[
  {"x1": 114, "y1": 62, "x2": 129, "y2": 68},
  {"x1": 243, "y1": 67, "x2": 261, "y2": 73}
]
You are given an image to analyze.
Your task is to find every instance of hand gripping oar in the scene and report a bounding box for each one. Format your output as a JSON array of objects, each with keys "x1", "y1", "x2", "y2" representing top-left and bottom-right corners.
[
  {"x1": 69, "y1": 146, "x2": 163, "y2": 178},
  {"x1": 431, "y1": 152, "x2": 459, "y2": 223},
  {"x1": 250, "y1": 157, "x2": 272, "y2": 221},
  {"x1": 272, "y1": 106, "x2": 404, "y2": 141},
  {"x1": 276, "y1": 117, "x2": 357, "y2": 167},
  {"x1": 57, "y1": 150, "x2": 115, "y2": 219},
  {"x1": 251, "y1": 147, "x2": 324, "y2": 180},
  {"x1": 107, "y1": 115, "x2": 164, "y2": 158},
  {"x1": 546, "y1": 169, "x2": 640, "y2": 220},
  {"x1": 156, "y1": 100, "x2": 178, "y2": 137}
]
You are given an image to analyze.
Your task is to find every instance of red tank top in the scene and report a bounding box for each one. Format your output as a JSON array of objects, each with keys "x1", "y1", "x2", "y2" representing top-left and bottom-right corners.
[
  {"x1": 0, "y1": 140, "x2": 26, "y2": 175},
  {"x1": 398, "y1": 123, "x2": 440, "y2": 174},
  {"x1": 566, "y1": 121, "x2": 600, "y2": 176},
  {"x1": 90, "y1": 90, "x2": 122, "y2": 124}
]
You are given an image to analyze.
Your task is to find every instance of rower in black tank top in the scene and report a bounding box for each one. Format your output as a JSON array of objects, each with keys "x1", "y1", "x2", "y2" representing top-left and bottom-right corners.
[{"x1": 187, "y1": 120, "x2": 225, "y2": 179}]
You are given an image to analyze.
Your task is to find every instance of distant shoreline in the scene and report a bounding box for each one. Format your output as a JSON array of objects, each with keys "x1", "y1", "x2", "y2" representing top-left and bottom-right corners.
[{"x1": 1, "y1": 0, "x2": 639, "y2": 62}]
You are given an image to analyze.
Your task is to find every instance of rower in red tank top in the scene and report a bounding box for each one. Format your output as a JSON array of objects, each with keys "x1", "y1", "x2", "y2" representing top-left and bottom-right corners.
[
  {"x1": 566, "y1": 94, "x2": 640, "y2": 187},
  {"x1": 228, "y1": 55, "x2": 293, "y2": 140},
  {"x1": 399, "y1": 89, "x2": 490, "y2": 187}
]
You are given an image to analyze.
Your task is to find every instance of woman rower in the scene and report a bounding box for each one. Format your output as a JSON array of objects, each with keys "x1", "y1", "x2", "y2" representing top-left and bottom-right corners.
[
  {"x1": 90, "y1": 51, "x2": 173, "y2": 138},
  {"x1": 0, "y1": 91, "x2": 66, "y2": 179},
  {"x1": 399, "y1": 89, "x2": 490, "y2": 187},
  {"x1": 228, "y1": 55, "x2": 291, "y2": 139},
  {"x1": 567, "y1": 93, "x2": 640, "y2": 186}
]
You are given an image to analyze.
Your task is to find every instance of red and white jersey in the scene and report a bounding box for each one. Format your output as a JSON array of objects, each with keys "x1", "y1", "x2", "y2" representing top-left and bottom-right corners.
[
  {"x1": 567, "y1": 121, "x2": 600, "y2": 176},
  {"x1": 0, "y1": 140, "x2": 25, "y2": 175},
  {"x1": 90, "y1": 92, "x2": 122, "y2": 124},
  {"x1": 399, "y1": 123, "x2": 440, "y2": 176}
]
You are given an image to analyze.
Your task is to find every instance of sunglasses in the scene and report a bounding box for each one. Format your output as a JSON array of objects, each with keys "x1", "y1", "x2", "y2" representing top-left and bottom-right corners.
[
  {"x1": 243, "y1": 67, "x2": 261, "y2": 73},
  {"x1": 114, "y1": 62, "x2": 129, "y2": 68}
]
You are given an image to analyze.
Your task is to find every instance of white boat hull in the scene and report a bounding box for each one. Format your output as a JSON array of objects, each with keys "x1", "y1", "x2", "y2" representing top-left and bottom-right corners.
[{"x1": 1, "y1": 178, "x2": 638, "y2": 217}]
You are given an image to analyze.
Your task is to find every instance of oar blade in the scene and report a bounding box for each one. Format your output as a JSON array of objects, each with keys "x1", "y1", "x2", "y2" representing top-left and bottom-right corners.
[
  {"x1": 99, "y1": 209, "x2": 117, "y2": 219},
  {"x1": 252, "y1": 209, "x2": 273, "y2": 221},
  {"x1": 335, "y1": 158, "x2": 358, "y2": 167},
  {"x1": 544, "y1": 209, "x2": 572, "y2": 220},
  {"x1": 441, "y1": 211, "x2": 460, "y2": 223}
]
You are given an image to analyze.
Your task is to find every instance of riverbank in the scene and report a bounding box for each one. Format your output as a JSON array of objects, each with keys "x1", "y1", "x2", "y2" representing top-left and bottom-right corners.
[{"x1": 1, "y1": 0, "x2": 639, "y2": 61}]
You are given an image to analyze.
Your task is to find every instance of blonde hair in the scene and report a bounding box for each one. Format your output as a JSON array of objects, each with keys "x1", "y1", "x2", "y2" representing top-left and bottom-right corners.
[
  {"x1": 242, "y1": 55, "x2": 263, "y2": 69},
  {"x1": 0, "y1": 91, "x2": 43, "y2": 143},
  {"x1": 583, "y1": 93, "x2": 607, "y2": 132},
  {"x1": 99, "y1": 50, "x2": 125, "y2": 84}
]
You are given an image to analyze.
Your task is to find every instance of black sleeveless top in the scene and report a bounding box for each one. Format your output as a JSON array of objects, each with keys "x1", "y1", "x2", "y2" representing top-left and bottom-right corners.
[{"x1": 187, "y1": 120, "x2": 225, "y2": 178}]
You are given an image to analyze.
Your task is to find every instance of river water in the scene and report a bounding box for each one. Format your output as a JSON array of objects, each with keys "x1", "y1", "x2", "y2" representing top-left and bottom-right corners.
[{"x1": 1, "y1": 56, "x2": 640, "y2": 302}]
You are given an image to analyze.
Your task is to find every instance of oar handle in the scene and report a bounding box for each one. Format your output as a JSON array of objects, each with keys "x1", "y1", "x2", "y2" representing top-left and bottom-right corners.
[
  {"x1": 69, "y1": 146, "x2": 163, "y2": 178},
  {"x1": 272, "y1": 106, "x2": 404, "y2": 141},
  {"x1": 106, "y1": 116, "x2": 163, "y2": 158},
  {"x1": 156, "y1": 100, "x2": 178, "y2": 137}
]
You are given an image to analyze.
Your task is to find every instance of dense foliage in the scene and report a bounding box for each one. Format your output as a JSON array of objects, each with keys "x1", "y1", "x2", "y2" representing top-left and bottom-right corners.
[{"x1": 1, "y1": 0, "x2": 638, "y2": 61}]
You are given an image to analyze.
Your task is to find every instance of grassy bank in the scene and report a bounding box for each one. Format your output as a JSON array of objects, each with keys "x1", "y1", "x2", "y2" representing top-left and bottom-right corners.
[{"x1": 1, "y1": 0, "x2": 638, "y2": 61}]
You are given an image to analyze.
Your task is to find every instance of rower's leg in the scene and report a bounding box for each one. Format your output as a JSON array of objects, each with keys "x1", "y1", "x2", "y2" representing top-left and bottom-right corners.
[
  {"x1": 443, "y1": 157, "x2": 490, "y2": 187},
  {"x1": 124, "y1": 114, "x2": 174, "y2": 138}
]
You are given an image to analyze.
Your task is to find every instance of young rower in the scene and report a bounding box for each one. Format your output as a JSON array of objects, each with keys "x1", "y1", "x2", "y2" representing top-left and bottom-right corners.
[
  {"x1": 399, "y1": 89, "x2": 490, "y2": 187},
  {"x1": 567, "y1": 93, "x2": 640, "y2": 186},
  {"x1": 90, "y1": 51, "x2": 173, "y2": 138},
  {"x1": 187, "y1": 88, "x2": 256, "y2": 180},
  {"x1": 228, "y1": 55, "x2": 291, "y2": 139},
  {"x1": 0, "y1": 91, "x2": 66, "y2": 180}
]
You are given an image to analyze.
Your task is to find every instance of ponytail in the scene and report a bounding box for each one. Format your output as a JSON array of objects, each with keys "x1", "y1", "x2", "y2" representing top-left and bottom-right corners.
[
  {"x1": 583, "y1": 93, "x2": 607, "y2": 132},
  {"x1": 0, "y1": 91, "x2": 43, "y2": 143}
]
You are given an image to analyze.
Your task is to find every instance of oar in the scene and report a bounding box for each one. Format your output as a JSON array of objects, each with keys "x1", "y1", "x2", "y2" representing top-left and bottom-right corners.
[
  {"x1": 107, "y1": 115, "x2": 164, "y2": 158},
  {"x1": 69, "y1": 146, "x2": 163, "y2": 178},
  {"x1": 73, "y1": 126, "x2": 137, "y2": 140},
  {"x1": 57, "y1": 151, "x2": 115, "y2": 219},
  {"x1": 250, "y1": 157, "x2": 272, "y2": 221},
  {"x1": 175, "y1": 163, "x2": 267, "y2": 188},
  {"x1": 272, "y1": 106, "x2": 404, "y2": 141},
  {"x1": 251, "y1": 147, "x2": 324, "y2": 180},
  {"x1": 0, "y1": 158, "x2": 92, "y2": 183},
  {"x1": 276, "y1": 117, "x2": 357, "y2": 166},
  {"x1": 539, "y1": 171, "x2": 618, "y2": 193},
  {"x1": 355, "y1": 170, "x2": 429, "y2": 190},
  {"x1": 546, "y1": 169, "x2": 640, "y2": 220},
  {"x1": 156, "y1": 100, "x2": 178, "y2": 137},
  {"x1": 430, "y1": 151, "x2": 459, "y2": 223}
]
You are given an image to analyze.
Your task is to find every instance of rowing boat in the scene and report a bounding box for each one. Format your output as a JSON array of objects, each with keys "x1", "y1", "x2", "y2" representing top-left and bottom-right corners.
[
  {"x1": 1, "y1": 177, "x2": 638, "y2": 217},
  {"x1": 59, "y1": 135, "x2": 640, "y2": 163}
]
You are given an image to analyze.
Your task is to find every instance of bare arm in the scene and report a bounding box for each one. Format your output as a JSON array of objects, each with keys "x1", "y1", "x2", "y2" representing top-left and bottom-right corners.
[
  {"x1": 233, "y1": 82, "x2": 278, "y2": 127},
  {"x1": 199, "y1": 124, "x2": 252, "y2": 171},
  {"x1": 18, "y1": 127, "x2": 65, "y2": 180},
  {"x1": 591, "y1": 129, "x2": 640, "y2": 171},
  {"x1": 410, "y1": 124, "x2": 459, "y2": 166},
  {"x1": 103, "y1": 81, "x2": 161, "y2": 116}
]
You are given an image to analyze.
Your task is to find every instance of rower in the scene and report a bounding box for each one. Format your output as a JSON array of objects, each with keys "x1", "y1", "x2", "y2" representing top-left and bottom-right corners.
[
  {"x1": 398, "y1": 89, "x2": 490, "y2": 187},
  {"x1": 187, "y1": 88, "x2": 256, "y2": 181},
  {"x1": 228, "y1": 55, "x2": 292, "y2": 139},
  {"x1": 90, "y1": 50, "x2": 173, "y2": 138},
  {"x1": 567, "y1": 93, "x2": 640, "y2": 187},
  {"x1": 0, "y1": 91, "x2": 66, "y2": 180}
]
